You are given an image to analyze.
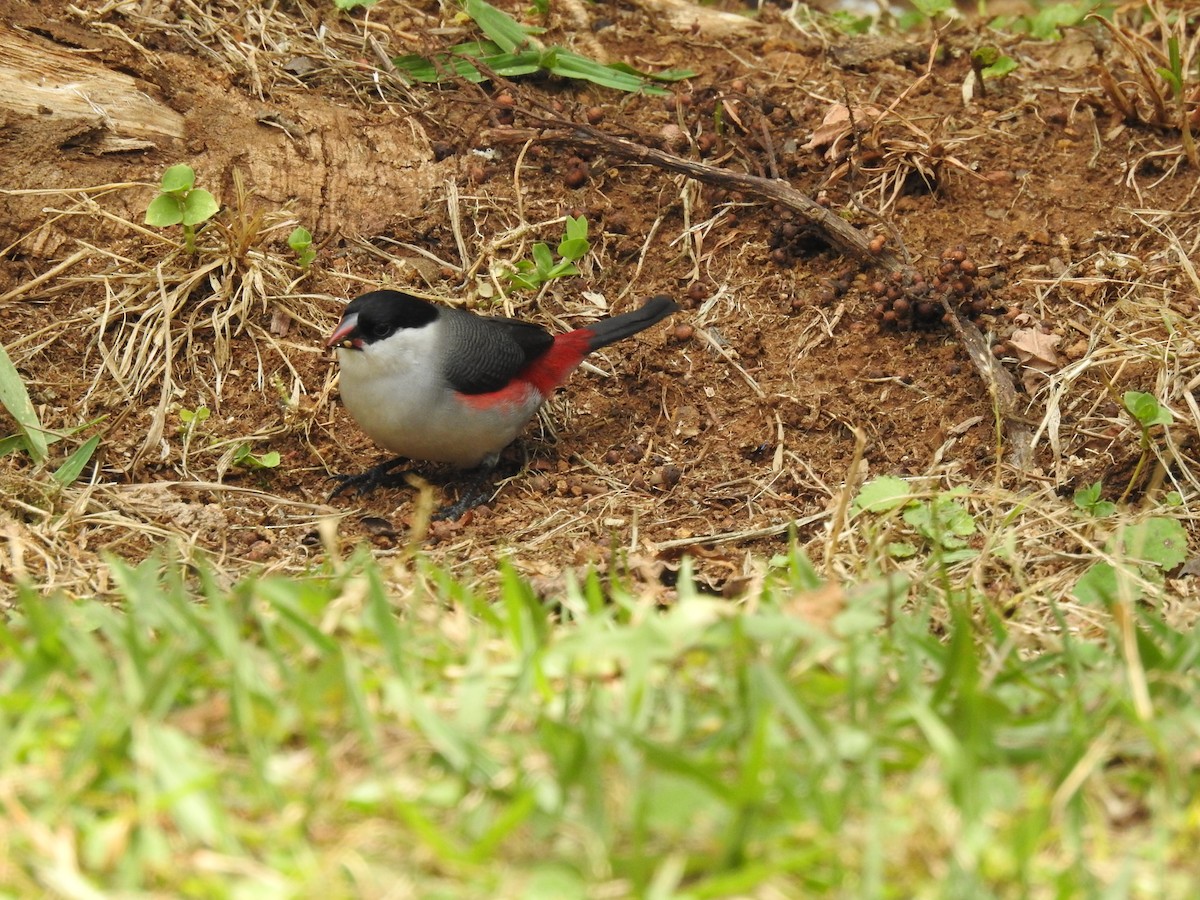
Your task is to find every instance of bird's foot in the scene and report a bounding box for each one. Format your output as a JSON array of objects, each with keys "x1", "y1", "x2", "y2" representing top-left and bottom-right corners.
[
  {"x1": 328, "y1": 456, "x2": 412, "y2": 500},
  {"x1": 432, "y1": 460, "x2": 502, "y2": 521},
  {"x1": 433, "y1": 477, "x2": 495, "y2": 521}
]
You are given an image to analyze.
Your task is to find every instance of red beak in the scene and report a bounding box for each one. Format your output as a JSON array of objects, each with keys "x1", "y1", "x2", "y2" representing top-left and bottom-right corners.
[{"x1": 327, "y1": 312, "x2": 360, "y2": 349}]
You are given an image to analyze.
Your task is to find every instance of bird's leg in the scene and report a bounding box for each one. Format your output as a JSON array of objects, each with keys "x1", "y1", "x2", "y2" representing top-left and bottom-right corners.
[
  {"x1": 328, "y1": 455, "x2": 413, "y2": 499},
  {"x1": 433, "y1": 455, "x2": 502, "y2": 521}
]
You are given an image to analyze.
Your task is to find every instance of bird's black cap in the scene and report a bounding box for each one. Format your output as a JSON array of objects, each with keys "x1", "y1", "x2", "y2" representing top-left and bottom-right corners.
[{"x1": 341, "y1": 290, "x2": 439, "y2": 344}]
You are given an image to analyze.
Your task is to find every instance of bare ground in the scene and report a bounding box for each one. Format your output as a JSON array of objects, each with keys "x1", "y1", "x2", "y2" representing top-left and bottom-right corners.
[{"x1": 1, "y1": 0, "x2": 1197, "y2": 614}]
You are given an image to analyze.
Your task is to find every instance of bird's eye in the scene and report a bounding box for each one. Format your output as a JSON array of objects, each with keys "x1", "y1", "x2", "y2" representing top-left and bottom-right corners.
[{"x1": 372, "y1": 323, "x2": 394, "y2": 339}]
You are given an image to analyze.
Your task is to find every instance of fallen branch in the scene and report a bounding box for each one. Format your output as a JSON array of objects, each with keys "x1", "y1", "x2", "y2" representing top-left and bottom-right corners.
[
  {"x1": 487, "y1": 117, "x2": 1033, "y2": 469},
  {"x1": 489, "y1": 120, "x2": 904, "y2": 269}
]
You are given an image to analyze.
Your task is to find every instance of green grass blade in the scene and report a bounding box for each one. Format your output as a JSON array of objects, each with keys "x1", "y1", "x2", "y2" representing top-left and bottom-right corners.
[
  {"x1": 394, "y1": 47, "x2": 541, "y2": 84},
  {"x1": 0, "y1": 342, "x2": 49, "y2": 462},
  {"x1": 0, "y1": 433, "x2": 29, "y2": 457},
  {"x1": 52, "y1": 434, "x2": 100, "y2": 486},
  {"x1": 542, "y1": 49, "x2": 660, "y2": 94},
  {"x1": 464, "y1": 0, "x2": 544, "y2": 53}
]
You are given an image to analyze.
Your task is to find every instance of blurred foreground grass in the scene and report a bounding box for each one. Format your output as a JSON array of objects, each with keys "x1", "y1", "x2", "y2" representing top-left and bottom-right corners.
[{"x1": 2, "y1": 544, "x2": 1198, "y2": 898}]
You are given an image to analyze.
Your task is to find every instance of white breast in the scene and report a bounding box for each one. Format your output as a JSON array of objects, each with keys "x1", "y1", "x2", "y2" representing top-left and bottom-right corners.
[{"x1": 335, "y1": 323, "x2": 544, "y2": 468}]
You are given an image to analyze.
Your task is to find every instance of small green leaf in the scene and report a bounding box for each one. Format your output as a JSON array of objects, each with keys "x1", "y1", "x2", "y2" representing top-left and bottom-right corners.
[
  {"x1": 606, "y1": 62, "x2": 695, "y2": 83},
  {"x1": 1073, "y1": 481, "x2": 1101, "y2": 508},
  {"x1": 1168, "y1": 36, "x2": 1182, "y2": 79},
  {"x1": 982, "y1": 56, "x2": 1019, "y2": 79},
  {"x1": 0, "y1": 342, "x2": 48, "y2": 463},
  {"x1": 1073, "y1": 481, "x2": 1115, "y2": 516},
  {"x1": 1025, "y1": 3, "x2": 1087, "y2": 40},
  {"x1": 910, "y1": 0, "x2": 952, "y2": 17},
  {"x1": 52, "y1": 435, "x2": 101, "y2": 486},
  {"x1": 852, "y1": 476, "x2": 913, "y2": 514},
  {"x1": 829, "y1": 11, "x2": 873, "y2": 34},
  {"x1": 181, "y1": 189, "x2": 219, "y2": 226},
  {"x1": 145, "y1": 193, "x2": 184, "y2": 227},
  {"x1": 288, "y1": 227, "x2": 313, "y2": 252},
  {"x1": 289, "y1": 227, "x2": 316, "y2": 268},
  {"x1": 235, "y1": 445, "x2": 281, "y2": 470},
  {"x1": 334, "y1": 0, "x2": 379, "y2": 8},
  {"x1": 972, "y1": 46, "x2": 1000, "y2": 67},
  {"x1": 506, "y1": 273, "x2": 540, "y2": 291},
  {"x1": 1123, "y1": 391, "x2": 1173, "y2": 428},
  {"x1": 180, "y1": 406, "x2": 211, "y2": 427},
  {"x1": 556, "y1": 238, "x2": 589, "y2": 261},
  {"x1": 1156, "y1": 67, "x2": 1182, "y2": 97},
  {"x1": 1113, "y1": 518, "x2": 1188, "y2": 571},
  {"x1": 903, "y1": 496, "x2": 976, "y2": 550},
  {"x1": 393, "y1": 45, "x2": 541, "y2": 84},
  {"x1": 393, "y1": 52, "x2": 479, "y2": 83},
  {"x1": 0, "y1": 434, "x2": 28, "y2": 457},
  {"x1": 531, "y1": 242, "x2": 554, "y2": 274},
  {"x1": 564, "y1": 215, "x2": 588, "y2": 242},
  {"x1": 160, "y1": 164, "x2": 196, "y2": 194},
  {"x1": 543, "y1": 49, "x2": 663, "y2": 94},
  {"x1": 1073, "y1": 562, "x2": 1119, "y2": 605}
]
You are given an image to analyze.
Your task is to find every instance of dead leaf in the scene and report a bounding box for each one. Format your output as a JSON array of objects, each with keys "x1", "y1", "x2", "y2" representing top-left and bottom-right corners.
[
  {"x1": 1007, "y1": 327, "x2": 1062, "y2": 392},
  {"x1": 1008, "y1": 328, "x2": 1061, "y2": 367},
  {"x1": 803, "y1": 103, "x2": 883, "y2": 159}
]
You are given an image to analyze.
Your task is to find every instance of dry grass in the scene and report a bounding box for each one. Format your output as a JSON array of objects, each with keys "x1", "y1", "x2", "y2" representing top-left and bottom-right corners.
[
  {"x1": 0, "y1": 0, "x2": 1196, "y2": 639},
  {"x1": 3, "y1": 2, "x2": 1200, "y2": 893}
]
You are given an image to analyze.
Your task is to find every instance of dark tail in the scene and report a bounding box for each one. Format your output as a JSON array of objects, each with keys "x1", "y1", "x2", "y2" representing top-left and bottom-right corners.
[{"x1": 584, "y1": 295, "x2": 679, "y2": 353}]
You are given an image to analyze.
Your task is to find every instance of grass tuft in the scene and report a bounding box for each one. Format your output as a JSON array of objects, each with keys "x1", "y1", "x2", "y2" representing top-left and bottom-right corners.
[{"x1": 2, "y1": 544, "x2": 1198, "y2": 894}]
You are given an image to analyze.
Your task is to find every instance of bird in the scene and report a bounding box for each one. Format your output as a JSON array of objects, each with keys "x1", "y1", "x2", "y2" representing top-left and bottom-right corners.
[{"x1": 327, "y1": 289, "x2": 679, "y2": 518}]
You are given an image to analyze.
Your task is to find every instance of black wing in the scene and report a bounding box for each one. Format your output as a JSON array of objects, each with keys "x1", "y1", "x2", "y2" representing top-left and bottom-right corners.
[{"x1": 441, "y1": 309, "x2": 555, "y2": 395}]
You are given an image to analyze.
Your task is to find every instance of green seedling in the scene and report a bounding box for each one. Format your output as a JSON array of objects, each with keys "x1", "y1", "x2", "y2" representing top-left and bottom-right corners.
[
  {"x1": 233, "y1": 444, "x2": 281, "y2": 470},
  {"x1": 902, "y1": 490, "x2": 977, "y2": 559},
  {"x1": 392, "y1": 0, "x2": 693, "y2": 96},
  {"x1": 852, "y1": 477, "x2": 978, "y2": 563},
  {"x1": 898, "y1": 0, "x2": 952, "y2": 30},
  {"x1": 971, "y1": 45, "x2": 1019, "y2": 95},
  {"x1": 288, "y1": 227, "x2": 316, "y2": 269},
  {"x1": 333, "y1": 0, "x2": 378, "y2": 9},
  {"x1": 992, "y1": 2, "x2": 1095, "y2": 41},
  {"x1": 829, "y1": 10, "x2": 873, "y2": 35},
  {"x1": 0, "y1": 342, "x2": 48, "y2": 463},
  {"x1": 1157, "y1": 36, "x2": 1198, "y2": 168},
  {"x1": 1, "y1": 342, "x2": 102, "y2": 485},
  {"x1": 178, "y1": 405, "x2": 210, "y2": 473},
  {"x1": 851, "y1": 474, "x2": 912, "y2": 514},
  {"x1": 1074, "y1": 515, "x2": 1187, "y2": 608},
  {"x1": 1073, "y1": 481, "x2": 1116, "y2": 518},
  {"x1": 145, "y1": 164, "x2": 220, "y2": 253},
  {"x1": 1121, "y1": 389, "x2": 1173, "y2": 501},
  {"x1": 178, "y1": 405, "x2": 211, "y2": 435},
  {"x1": 504, "y1": 215, "x2": 590, "y2": 291},
  {"x1": 1124, "y1": 390, "x2": 1173, "y2": 431}
]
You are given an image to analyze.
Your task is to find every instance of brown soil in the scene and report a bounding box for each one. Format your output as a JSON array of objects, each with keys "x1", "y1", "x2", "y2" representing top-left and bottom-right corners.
[{"x1": 1, "y1": 0, "x2": 1196, "y2": 594}]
